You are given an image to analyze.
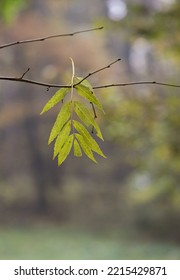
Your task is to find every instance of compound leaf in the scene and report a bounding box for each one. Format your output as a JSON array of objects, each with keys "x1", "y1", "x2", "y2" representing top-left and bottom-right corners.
[
  {"x1": 75, "y1": 133, "x2": 97, "y2": 163},
  {"x1": 40, "y1": 88, "x2": 70, "y2": 114},
  {"x1": 40, "y1": 60, "x2": 107, "y2": 166},
  {"x1": 73, "y1": 138, "x2": 82, "y2": 157},
  {"x1": 48, "y1": 101, "x2": 72, "y2": 144},
  {"x1": 74, "y1": 101, "x2": 104, "y2": 140},
  {"x1": 75, "y1": 83, "x2": 104, "y2": 113},
  {"x1": 53, "y1": 120, "x2": 71, "y2": 159},
  {"x1": 73, "y1": 120, "x2": 106, "y2": 158},
  {"x1": 58, "y1": 134, "x2": 74, "y2": 166}
]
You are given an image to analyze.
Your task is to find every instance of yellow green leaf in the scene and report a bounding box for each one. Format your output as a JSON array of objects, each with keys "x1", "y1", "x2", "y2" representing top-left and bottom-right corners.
[
  {"x1": 53, "y1": 120, "x2": 71, "y2": 159},
  {"x1": 75, "y1": 133, "x2": 97, "y2": 163},
  {"x1": 74, "y1": 101, "x2": 104, "y2": 140},
  {"x1": 58, "y1": 134, "x2": 74, "y2": 166},
  {"x1": 40, "y1": 88, "x2": 70, "y2": 114},
  {"x1": 73, "y1": 120, "x2": 106, "y2": 158},
  {"x1": 73, "y1": 138, "x2": 82, "y2": 157},
  {"x1": 48, "y1": 101, "x2": 72, "y2": 144},
  {"x1": 75, "y1": 84, "x2": 104, "y2": 113}
]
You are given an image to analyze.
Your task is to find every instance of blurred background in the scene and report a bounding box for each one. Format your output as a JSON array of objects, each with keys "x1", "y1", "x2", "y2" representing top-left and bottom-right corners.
[{"x1": 0, "y1": 0, "x2": 180, "y2": 259}]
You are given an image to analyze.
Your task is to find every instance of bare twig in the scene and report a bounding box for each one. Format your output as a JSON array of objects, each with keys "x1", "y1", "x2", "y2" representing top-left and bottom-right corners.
[
  {"x1": 0, "y1": 59, "x2": 180, "y2": 89},
  {"x1": 93, "y1": 81, "x2": 180, "y2": 89},
  {"x1": 19, "y1": 67, "x2": 30, "y2": 79},
  {"x1": 91, "y1": 102, "x2": 97, "y2": 119},
  {"x1": 74, "y1": 58, "x2": 121, "y2": 86},
  {"x1": 0, "y1": 26, "x2": 103, "y2": 49},
  {"x1": 0, "y1": 76, "x2": 179, "y2": 89},
  {"x1": 0, "y1": 76, "x2": 69, "y2": 88},
  {"x1": 90, "y1": 102, "x2": 97, "y2": 134}
]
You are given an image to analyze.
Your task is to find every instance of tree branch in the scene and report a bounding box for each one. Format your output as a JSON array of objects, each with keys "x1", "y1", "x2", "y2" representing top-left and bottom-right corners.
[
  {"x1": 19, "y1": 67, "x2": 30, "y2": 79},
  {"x1": 74, "y1": 58, "x2": 121, "y2": 86},
  {"x1": 93, "y1": 81, "x2": 180, "y2": 89},
  {"x1": 1, "y1": 75, "x2": 179, "y2": 90},
  {"x1": 0, "y1": 59, "x2": 180, "y2": 89},
  {"x1": 0, "y1": 76, "x2": 69, "y2": 88},
  {"x1": 0, "y1": 26, "x2": 103, "y2": 49}
]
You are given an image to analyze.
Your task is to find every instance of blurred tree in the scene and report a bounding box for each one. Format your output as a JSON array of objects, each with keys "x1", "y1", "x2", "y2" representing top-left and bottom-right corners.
[
  {"x1": 0, "y1": 0, "x2": 179, "y2": 241},
  {"x1": 0, "y1": 0, "x2": 26, "y2": 23},
  {"x1": 0, "y1": 1, "x2": 66, "y2": 214},
  {"x1": 0, "y1": 0, "x2": 109, "y2": 216},
  {"x1": 102, "y1": 0, "x2": 180, "y2": 239}
]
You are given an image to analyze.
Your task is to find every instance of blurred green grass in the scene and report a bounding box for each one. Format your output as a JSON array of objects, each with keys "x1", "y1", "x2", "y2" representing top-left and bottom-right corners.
[{"x1": 0, "y1": 225, "x2": 179, "y2": 260}]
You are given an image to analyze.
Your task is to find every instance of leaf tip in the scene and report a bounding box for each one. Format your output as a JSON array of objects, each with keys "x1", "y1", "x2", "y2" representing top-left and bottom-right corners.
[{"x1": 48, "y1": 138, "x2": 53, "y2": 145}]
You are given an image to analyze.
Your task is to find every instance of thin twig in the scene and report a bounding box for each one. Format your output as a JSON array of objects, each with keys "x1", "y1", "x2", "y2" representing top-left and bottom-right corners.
[
  {"x1": 91, "y1": 102, "x2": 97, "y2": 119},
  {"x1": 0, "y1": 27, "x2": 103, "y2": 49},
  {"x1": 93, "y1": 81, "x2": 180, "y2": 89},
  {"x1": 0, "y1": 76, "x2": 179, "y2": 89},
  {"x1": 0, "y1": 57, "x2": 180, "y2": 90},
  {"x1": 0, "y1": 76, "x2": 69, "y2": 88},
  {"x1": 19, "y1": 67, "x2": 30, "y2": 79},
  {"x1": 74, "y1": 58, "x2": 121, "y2": 86},
  {"x1": 90, "y1": 102, "x2": 97, "y2": 134}
]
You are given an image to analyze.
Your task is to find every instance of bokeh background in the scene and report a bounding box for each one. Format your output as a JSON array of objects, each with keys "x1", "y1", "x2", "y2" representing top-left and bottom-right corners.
[{"x1": 0, "y1": 0, "x2": 180, "y2": 259}]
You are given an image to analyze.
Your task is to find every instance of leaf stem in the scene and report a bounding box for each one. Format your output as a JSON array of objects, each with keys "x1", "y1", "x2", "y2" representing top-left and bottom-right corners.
[
  {"x1": 70, "y1": 57, "x2": 75, "y2": 101},
  {"x1": 70, "y1": 57, "x2": 75, "y2": 134}
]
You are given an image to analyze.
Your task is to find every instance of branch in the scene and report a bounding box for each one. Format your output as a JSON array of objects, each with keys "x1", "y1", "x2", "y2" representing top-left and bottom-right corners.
[
  {"x1": 93, "y1": 81, "x2": 180, "y2": 89},
  {"x1": 0, "y1": 59, "x2": 180, "y2": 89},
  {"x1": 74, "y1": 58, "x2": 121, "y2": 86},
  {"x1": 0, "y1": 76, "x2": 69, "y2": 88},
  {"x1": 19, "y1": 67, "x2": 30, "y2": 79},
  {"x1": 0, "y1": 26, "x2": 103, "y2": 49},
  {"x1": 0, "y1": 76, "x2": 179, "y2": 90},
  {"x1": 0, "y1": 59, "x2": 121, "y2": 89},
  {"x1": 74, "y1": 59, "x2": 180, "y2": 89}
]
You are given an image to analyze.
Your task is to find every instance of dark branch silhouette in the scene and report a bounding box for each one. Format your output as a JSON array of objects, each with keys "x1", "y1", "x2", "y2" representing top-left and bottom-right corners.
[
  {"x1": 1, "y1": 28, "x2": 179, "y2": 90},
  {"x1": 0, "y1": 59, "x2": 180, "y2": 89},
  {"x1": 0, "y1": 76, "x2": 68, "y2": 88},
  {"x1": 74, "y1": 58, "x2": 121, "y2": 86},
  {"x1": 19, "y1": 67, "x2": 30, "y2": 79},
  {"x1": 0, "y1": 26, "x2": 103, "y2": 49},
  {"x1": 0, "y1": 58, "x2": 122, "y2": 89},
  {"x1": 93, "y1": 81, "x2": 180, "y2": 89}
]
